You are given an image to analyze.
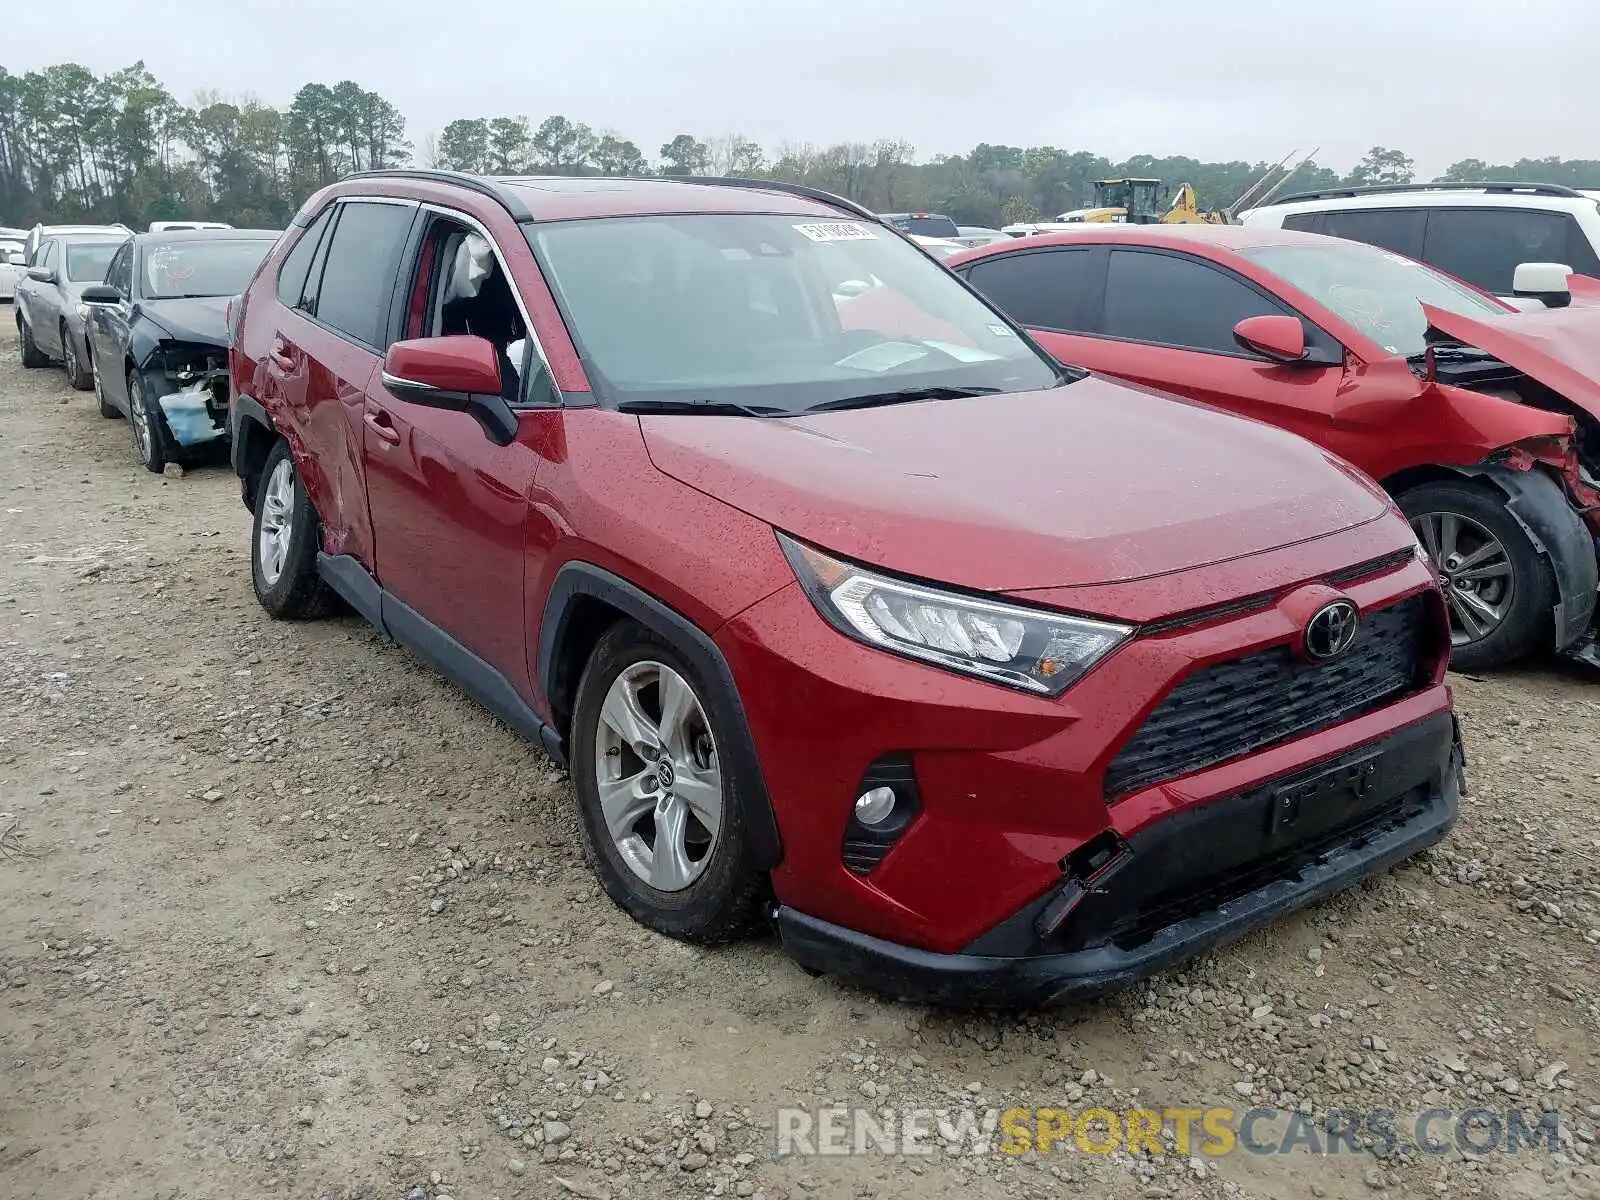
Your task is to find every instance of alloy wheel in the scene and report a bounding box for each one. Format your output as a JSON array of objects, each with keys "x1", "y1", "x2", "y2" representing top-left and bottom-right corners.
[
  {"x1": 256, "y1": 457, "x2": 295, "y2": 587},
  {"x1": 129, "y1": 377, "x2": 154, "y2": 462},
  {"x1": 593, "y1": 661, "x2": 723, "y2": 892},
  {"x1": 63, "y1": 333, "x2": 79, "y2": 381},
  {"x1": 1411, "y1": 511, "x2": 1515, "y2": 646}
]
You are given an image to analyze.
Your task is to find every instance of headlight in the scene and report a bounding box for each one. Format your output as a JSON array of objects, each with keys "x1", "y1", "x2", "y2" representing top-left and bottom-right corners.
[
  {"x1": 75, "y1": 302, "x2": 89, "y2": 322},
  {"x1": 778, "y1": 533, "x2": 1131, "y2": 696}
]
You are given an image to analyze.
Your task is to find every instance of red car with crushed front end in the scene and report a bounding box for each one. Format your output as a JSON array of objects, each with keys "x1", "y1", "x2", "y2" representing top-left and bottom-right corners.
[
  {"x1": 227, "y1": 173, "x2": 1461, "y2": 1006},
  {"x1": 950, "y1": 225, "x2": 1600, "y2": 672}
]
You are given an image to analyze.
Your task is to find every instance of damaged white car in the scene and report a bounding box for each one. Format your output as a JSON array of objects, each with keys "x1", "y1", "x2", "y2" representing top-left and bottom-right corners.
[{"x1": 80, "y1": 228, "x2": 279, "y2": 473}]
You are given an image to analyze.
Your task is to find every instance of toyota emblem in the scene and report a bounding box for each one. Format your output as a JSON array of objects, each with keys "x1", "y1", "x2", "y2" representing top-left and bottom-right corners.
[{"x1": 1304, "y1": 600, "x2": 1360, "y2": 662}]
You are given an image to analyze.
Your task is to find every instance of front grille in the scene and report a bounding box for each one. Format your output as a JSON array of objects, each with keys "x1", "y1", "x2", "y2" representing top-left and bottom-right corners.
[{"x1": 1104, "y1": 596, "x2": 1427, "y2": 799}]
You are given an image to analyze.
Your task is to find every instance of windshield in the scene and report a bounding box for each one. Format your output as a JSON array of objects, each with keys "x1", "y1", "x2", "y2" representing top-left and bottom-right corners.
[
  {"x1": 65, "y1": 241, "x2": 122, "y2": 283},
  {"x1": 528, "y1": 213, "x2": 1060, "y2": 411},
  {"x1": 141, "y1": 239, "x2": 272, "y2": 299},
  {"x1": 888, "y1": 215, "x2": 961, "y2": 238},
  {"x1": 1240, "y1": 241, "x2": 1508, "y2": 358}
]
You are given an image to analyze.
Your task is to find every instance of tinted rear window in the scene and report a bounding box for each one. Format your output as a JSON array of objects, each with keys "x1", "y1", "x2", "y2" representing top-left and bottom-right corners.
[
  {"x1": 1318, "y1": 208, "x2": 1425, "y2": 257},
  {"x1": 311, "y1": 202, "x2": 414, "y2": 346},
  {"x1": 963, "y1": 248, "x2": 1097, "y2": 331}
]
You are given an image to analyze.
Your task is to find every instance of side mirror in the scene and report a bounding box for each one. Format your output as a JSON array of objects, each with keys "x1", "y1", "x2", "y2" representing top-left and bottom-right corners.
[
  {"x1": 26, "y1": 265, "x2": 56, "y2": 284},
  {"x1": 1512, "y1": 262, "x2": 1572, "y2": 309},
  {"x1": 80, "y1": 284, "x2": 121, "y2": 305},
  {"x1": 1233, "y1": 314, "x2": 1308, "y2": 363},
  {"x1": 5, "y1": 251, "x2": 22, "y2": 266},
  {"x1": 381, "y1": 335, "x2": 518, "y2": 446}
]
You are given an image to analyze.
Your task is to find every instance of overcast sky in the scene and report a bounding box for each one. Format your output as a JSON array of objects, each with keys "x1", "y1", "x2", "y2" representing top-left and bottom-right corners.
[{"x1": 9, "y1": 0, "x2": 1595, "y2": 176}]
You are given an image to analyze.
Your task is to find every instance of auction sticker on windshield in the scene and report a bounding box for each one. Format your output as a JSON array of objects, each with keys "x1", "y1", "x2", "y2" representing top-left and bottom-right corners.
[{"x1": 794, "y1": 222, "x2": 879, "y2": 242}]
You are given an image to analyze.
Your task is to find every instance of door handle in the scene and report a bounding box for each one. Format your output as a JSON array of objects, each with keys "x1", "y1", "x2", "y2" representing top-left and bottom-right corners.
[{"x1": 364, "y1": 408, "x2": 401, "y2": 445}]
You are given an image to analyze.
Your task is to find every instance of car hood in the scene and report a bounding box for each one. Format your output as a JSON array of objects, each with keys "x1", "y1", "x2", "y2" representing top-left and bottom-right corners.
[
  {"x1": 640, "y1": 377, "x2": 1392, "y2": 593},
  {"x1": 137, "y1": 296, "x2": 230, "y2": 345},
  {"x1": 1423, "y1": 301, "x2": 1600, "y2": 419}
]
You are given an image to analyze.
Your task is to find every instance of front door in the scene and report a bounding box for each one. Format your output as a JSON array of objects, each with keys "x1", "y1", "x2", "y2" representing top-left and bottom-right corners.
[{"x1": 360, "y1": 209, "x2": 552, "y2": 694}]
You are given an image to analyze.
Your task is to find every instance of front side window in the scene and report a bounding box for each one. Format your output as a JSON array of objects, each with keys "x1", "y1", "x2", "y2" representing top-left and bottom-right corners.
[
  {"x1": 1422, "y1": 208, "x2": 1575, "y2": 294},
  {"x1": 65, "y1": 241, "x2": 122, "y2": 283},
  {"x1": 527, "y1": 213, "x2": 1059, "y2": 411},
  {"x1": 106, "y1": 243, "x2": 133, "y2": 296},
  {"x1": 140, "y1": 239, "x2": 275, "y2": 300},
  {"x1": 1102, "y1": 249, "x2": 1288, "y2": 353},
  {"x1": 1240, "y1": 240, "x2": 1506, "y2": 358}
]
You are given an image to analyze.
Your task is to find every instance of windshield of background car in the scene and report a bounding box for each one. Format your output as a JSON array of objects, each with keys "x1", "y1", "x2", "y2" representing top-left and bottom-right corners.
[
  {"x1": 141, "y1": 239, "x2": 273, "y2": 299},
  {"x1": 1240, "y1": 241, "x2": 1509, "y2": 358},
  {"x1": 890, "y1": 215, "x2": 961, "y2": 238},
  {"x1": 65, "y1": 241, "x2": 122, "y2": 282},
  {"x1": 528, "y1": 214, "x2": 1058, "y2": 410}
]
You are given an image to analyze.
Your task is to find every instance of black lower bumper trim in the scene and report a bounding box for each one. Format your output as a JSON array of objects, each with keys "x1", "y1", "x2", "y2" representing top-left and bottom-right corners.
[{"x1": 775, "y1": 720, "x2": 1462, "y2": 1008}]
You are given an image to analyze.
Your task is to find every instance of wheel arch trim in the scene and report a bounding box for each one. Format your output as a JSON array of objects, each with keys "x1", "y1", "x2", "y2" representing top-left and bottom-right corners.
[{"x1": 536, "y1": 561, "x2": 785, "y2": 870}]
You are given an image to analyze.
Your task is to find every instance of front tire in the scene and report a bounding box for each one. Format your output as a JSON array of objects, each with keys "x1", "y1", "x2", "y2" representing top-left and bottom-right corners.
[
  {"x1": 127, "y1": 370, "x2": 175, "y2": 473},
  {"x1": 91, "y1": 351, "x2": 118, "y2": 418},
  {"x1": 18, "y1": 315, "x2": 47, "y2": 368},
  {"x1": 1399, "y1": 480, "x2": 1555, "y2": 671},
  {"x1": 569, "y1": 621, "x2": 767, "y2": 943},
  {"x1": 62, "y1": 324, "x2": 92, "y2": 390},
  {"x1": 250, "y1": 439, "x2": 337, "y2": 620}
]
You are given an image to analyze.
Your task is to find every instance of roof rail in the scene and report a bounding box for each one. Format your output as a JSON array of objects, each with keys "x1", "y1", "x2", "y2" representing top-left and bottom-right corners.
[
  {"x1": 340, "y1": 168, "x2": 536, "y2": 220},
  {"x1": 652, "y1": 175, "x2": 886, "y2": 224},
  {"x1": 1268, "y1": 180, "x2": 1588, "y2": 206}
]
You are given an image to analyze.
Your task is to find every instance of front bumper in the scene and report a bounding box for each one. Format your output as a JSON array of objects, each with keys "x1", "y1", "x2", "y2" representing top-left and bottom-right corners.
[{"x1": 774, "y1": 712, "x2": 1462, "y2": 1008}]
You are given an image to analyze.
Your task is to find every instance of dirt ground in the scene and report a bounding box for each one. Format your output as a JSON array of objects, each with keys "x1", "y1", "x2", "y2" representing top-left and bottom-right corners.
[{"x1": 2, "y1": 317, "x2": 1598, "y2": 1200}]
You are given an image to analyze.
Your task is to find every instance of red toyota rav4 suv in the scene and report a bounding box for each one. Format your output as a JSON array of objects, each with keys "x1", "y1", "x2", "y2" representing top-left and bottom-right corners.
[{"x1": 228, "y1": 172, "x2": 1463, "y2": 1005}]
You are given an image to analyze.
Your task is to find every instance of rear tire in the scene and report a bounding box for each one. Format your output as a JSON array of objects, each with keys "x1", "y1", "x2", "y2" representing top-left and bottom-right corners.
[
  {"x1": 62, "y1": 323, "x2": 92, "y2": 390},
  {"x1": 1398, "y1": 480, "x2": 1554, "y2": 671},
  {"x1": 250, "y1": 439, "x2": 337, "y2": 620},
  {"x1": 18, "y1": 315, "x2": 48, "y2": 368},
  {"x1": 568, "y1": 621, "x2": 767, "y2": 944}
]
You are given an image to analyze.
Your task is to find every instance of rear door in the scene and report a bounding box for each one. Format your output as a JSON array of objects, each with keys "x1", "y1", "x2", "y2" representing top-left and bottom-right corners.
[{"x1": 264, "y1": 197, "x2": 417, "y2": 571}]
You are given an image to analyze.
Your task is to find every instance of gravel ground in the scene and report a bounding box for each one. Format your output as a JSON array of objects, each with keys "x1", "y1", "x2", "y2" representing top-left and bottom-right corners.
[{"x1": 2, "y1": 316, "x2": 1599, "y2": 1200}]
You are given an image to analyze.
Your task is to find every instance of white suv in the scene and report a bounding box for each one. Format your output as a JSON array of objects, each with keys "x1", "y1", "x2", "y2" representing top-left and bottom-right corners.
[{"x1": 1240, "y1": 182, "x2": 1600, "y2": 308}]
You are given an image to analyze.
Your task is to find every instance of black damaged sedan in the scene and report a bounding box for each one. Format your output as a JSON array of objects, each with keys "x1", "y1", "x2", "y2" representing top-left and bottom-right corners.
[{"x1": 82, "y1": 228, "x2": 279, "y2": 473}]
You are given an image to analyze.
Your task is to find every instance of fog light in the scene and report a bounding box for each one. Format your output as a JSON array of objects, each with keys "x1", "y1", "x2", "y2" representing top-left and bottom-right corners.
[{"x1": 853, "y1": 786, "x2": 897, "y2": 826}]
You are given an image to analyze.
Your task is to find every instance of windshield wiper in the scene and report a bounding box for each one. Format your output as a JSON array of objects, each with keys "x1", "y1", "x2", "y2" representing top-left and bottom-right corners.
[
  {"x1": 802, "y1": 385, "x2": 1002, "y2": 414},
  {"x1": 1406, "y1": 344, "x2": 1495, "y2": 363},
  {"x1": 616, "y1": 398, "x2": 788, "y2": 417}
]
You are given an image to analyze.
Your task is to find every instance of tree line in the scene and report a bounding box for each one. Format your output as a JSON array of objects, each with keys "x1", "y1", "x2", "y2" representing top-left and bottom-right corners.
[{"x1": 4, "y1": 60, "x2": 1598, "y2": 232}]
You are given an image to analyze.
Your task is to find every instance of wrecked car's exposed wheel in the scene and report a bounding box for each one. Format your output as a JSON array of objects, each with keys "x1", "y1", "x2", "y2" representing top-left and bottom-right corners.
[
  {"x1": 127, "y1": 370, "x2": 176, "y2": 474},
  {"x1": 62, "y1": 324, "x2": 92, "y2": 391},
  {"x1": 91, "y1": 352, "x2": 118, "y2": 418},
  {"x1": 1400, "y1": 481, "x2": 1554, "y2": 672},
  {"x1": 250, "y1": 439, "x2": 337, "y2": 620},
  {"x1": 569, "y1": 621, "x2": 766, "y2": 944},
  {"x1": 18, "y1": 315, "x2": 48, "y2": 368}
]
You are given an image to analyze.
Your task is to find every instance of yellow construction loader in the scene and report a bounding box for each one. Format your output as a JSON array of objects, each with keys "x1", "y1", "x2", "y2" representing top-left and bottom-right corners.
[{"x1": 1053, "y1": 151, "x2": 1322, "y2": 226}]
